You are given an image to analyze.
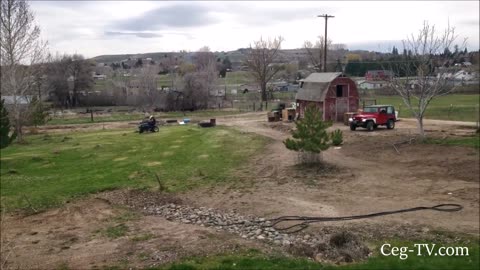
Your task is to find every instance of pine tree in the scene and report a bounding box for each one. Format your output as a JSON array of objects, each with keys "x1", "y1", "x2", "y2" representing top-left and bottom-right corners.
[
  {"x1": 0, "y1": 99, "x2": 17, "y2": 149},
  {"x1": 284, "y1": 104, "x2": 332, "y2": 163}
]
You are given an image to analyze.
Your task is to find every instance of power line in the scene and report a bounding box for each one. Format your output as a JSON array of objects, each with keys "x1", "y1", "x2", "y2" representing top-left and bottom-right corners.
[{"x1": 317, "y1": 14, "x2": 334, "y2": 72}]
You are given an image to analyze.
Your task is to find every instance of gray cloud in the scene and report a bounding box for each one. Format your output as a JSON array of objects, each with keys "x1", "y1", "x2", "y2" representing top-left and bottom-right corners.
[
  {"x1": 215, "y1": 3, "x2": 334, "y2": 26},
  {"x1": 105, "y1": 31, "x2": 163, "y2": 38},
  {"x1": 111, "y1": 4, "x2": 218, "y2": 32}
]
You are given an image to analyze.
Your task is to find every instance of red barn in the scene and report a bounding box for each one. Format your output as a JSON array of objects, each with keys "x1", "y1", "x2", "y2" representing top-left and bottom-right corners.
[{"x1": 296, "y1": 72, "x2": 359, "y2": 122}]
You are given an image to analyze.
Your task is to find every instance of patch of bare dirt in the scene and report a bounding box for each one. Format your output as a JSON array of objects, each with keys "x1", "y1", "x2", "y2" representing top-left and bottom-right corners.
[
  {"x1": 1, "y1": 193, "x2": 280, "y2": 270},
  {"x1": 181, "y1": 114, "x2": 479, "y2": 237}
]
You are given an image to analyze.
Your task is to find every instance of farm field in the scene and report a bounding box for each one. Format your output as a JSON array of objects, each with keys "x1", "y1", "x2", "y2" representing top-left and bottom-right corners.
[
  {"x1": 154, "y1": 71, "x2": 253, "y2": 88},
  {"x1": 1, "y1": 112, "x2": 479, "y2": 269},
  {"x1": 371, "y1": 94, "x2": 479, "y2": 122}
]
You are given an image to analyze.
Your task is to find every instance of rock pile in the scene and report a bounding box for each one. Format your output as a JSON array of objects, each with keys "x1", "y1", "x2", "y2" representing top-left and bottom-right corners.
[{"x1": 144, "y1": 203, "x2": 323, "y2": 248}]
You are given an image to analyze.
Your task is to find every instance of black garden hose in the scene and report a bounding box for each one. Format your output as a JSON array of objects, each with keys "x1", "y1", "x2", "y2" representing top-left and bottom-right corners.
[{"x1": 267, "y1": 204, "x2": 463, "y2": 233}]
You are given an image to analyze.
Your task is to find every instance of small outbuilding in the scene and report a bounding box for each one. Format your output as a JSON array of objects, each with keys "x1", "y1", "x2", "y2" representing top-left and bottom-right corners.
[{"x1": 296, "y1": 72, "x2": 359, "y2": 122}]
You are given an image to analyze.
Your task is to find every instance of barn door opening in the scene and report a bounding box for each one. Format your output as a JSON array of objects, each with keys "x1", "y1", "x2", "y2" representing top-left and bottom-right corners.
[
  {"x1": 335, "y1": 85, "x2": 348, "y2": 121},
  {"x1": 336, "y1": 85, "x2": 345, "y2": 97}
]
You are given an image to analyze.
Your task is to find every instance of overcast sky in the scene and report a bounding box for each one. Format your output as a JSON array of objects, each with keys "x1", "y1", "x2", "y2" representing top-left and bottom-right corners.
[{"x1": 30, "y1": 1, "x2": 479, "y2": 58}]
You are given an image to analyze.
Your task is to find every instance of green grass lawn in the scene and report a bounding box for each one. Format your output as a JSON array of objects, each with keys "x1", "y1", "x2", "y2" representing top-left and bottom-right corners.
[
  {"x1": 0, "y1": 126, "x2": 266, "y2": 211},
  {"x1": 226, "y1": 71, "x2": 253, "y2": 85},
  {"x1": 159, "y1": 242, "x2": 479, "y2": 270},
  {"x1": 154, "y1": 71, "x2": 253, "y2": 89},
  {"x1": 46, "y1": 110, "x2": 243, "y2": 125},
  {"x1": 370, "y1": 94, "x2": 479, "y2": 122}
]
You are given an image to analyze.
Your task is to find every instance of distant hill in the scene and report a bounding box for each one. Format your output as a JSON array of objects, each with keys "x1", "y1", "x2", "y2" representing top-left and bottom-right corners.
[
  {"x1": 90, "y1": 47, "x2": 385, "y2": 66},
  {"x1": 91, "y1": 48, "x2": 480, "y2": 68},
  {"x1": 91, "y1": 52, "x2": 177, "y2": 63},
  {"x1": 90, "y1": 49, "x2": 306, "y2": 63}
]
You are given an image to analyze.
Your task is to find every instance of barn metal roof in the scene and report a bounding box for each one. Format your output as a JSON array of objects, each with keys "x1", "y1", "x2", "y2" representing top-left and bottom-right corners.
[
  {"x1": 296, "y1": 72, "x2": 343, "y2": 102},
  {"x1": 302, "y1": 72, "x2": 343, "y2": 83}
]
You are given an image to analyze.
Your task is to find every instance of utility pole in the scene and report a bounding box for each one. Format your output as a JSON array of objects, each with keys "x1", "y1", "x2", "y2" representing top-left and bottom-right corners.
[{"x1": 317, "y1": 14, "x2": 334, "y2": 72}]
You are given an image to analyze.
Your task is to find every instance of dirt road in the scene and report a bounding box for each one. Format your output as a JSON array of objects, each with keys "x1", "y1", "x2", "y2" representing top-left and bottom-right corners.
[{"x1": 183, "y1": 112, "x2": 479, "y2": 235}]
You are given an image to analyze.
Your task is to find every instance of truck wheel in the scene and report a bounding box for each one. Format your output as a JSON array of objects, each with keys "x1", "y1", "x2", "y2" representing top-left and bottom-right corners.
[
  {"x1": 350, "y1": 123, "x2": 356, "y2": 131},
  {"x1": 366, "y1": 121, "x2": 374, "y2": 131},
  {"x1": 387, "y1": 119, "x2": 395, "y2": 129}
]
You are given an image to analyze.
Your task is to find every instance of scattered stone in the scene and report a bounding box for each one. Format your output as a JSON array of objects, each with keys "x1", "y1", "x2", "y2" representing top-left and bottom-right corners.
[
  {"x1": 138, "y1": 200, "x2": 339, "y2": 252},
  {"x1": 282, "y1": 240, "x2": 291, "y2": 246}
]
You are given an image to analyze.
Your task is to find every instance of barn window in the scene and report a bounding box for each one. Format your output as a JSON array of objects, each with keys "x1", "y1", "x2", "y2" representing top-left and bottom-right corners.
[{"x1": 336, "y1": 85, "x2": 345, "y2": 97}]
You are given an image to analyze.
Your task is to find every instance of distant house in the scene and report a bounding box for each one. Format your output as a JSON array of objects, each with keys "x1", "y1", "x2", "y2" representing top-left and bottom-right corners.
[
  {"x1": 365, "y1": 70, "x2": 393, "y2": 81},
  {"x1": 269, "y1": 81, "x2": 289, "y2": 91},
  {"x1": 358, "y1": 80, "x2": 389, "y2": 89},
  {"x1": 452, "y1": 70, "x2": 476, "y2": 81},
  {"x1": 93, "y1": 74, "x2": 107, "y2": 80},
  {"x1": 438, "y1": 69, "x2": 478, "y2": 81},
  {"x1": 2, "y1": 95, "x2": 33, "y2": 105},
  {"x1": 296, "y1": 72, "x2": 359, "y2": 122},
  {"x1": 209, "y1": 88, "x2": 226, "y2": 97},
  {"x1": 1, "y1": 96, "x2": 33, "y2": 110},
  {"x1": 454, "y1": 62, "x2": 473, "y2": 67}
]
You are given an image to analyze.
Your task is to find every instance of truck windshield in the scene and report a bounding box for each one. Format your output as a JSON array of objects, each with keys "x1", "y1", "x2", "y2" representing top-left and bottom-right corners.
[{"x1": 363, "y1": 107, "x2": 378, "y2": 113}]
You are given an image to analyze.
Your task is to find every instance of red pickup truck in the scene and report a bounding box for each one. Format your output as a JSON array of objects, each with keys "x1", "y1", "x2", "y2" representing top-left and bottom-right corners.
[{"x1": 349, "y1": 105, "x2": 396, "y2": 131}]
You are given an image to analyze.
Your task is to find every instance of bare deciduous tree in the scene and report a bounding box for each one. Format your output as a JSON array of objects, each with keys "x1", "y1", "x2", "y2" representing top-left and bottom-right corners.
[
  {"x1": 0, "y1": 0, "x2": 47, "y2": 141},
  {"x1": 178, "y1": 60, "x2": 217, "y2": 111},
  {"x1": 194, "y1": 46, "x2": 216, "y2": 71},
  {"x1": 45, "y1": 53, "x2": 94, "y2": 108},
  {"x1": 303, "y1": 36, "x2": 332, "y2": 71},
  {"x1": 388, "y1": 21, "x2": 465, "y2": 138},
  {"x1": 67, "y1": 54, "x2": 94, "y2": 107},
  {"x1": 158, "y1": 53, "x2": 180, "y2": 89},
  {"x1": 245, "y1": 36, "x2": 284, "y2": 110},
  {"x1": 45, "y1": 53, "x2": 70, "y2": 108},
  {"x1": 138, "y1": 65, "x2": 159, "y2": 107}
]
